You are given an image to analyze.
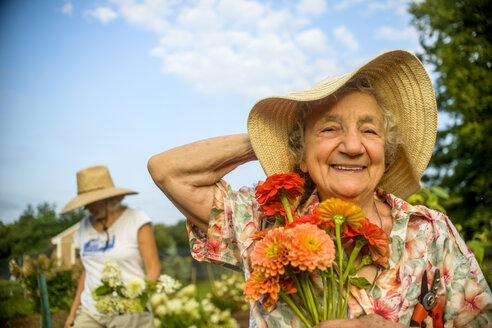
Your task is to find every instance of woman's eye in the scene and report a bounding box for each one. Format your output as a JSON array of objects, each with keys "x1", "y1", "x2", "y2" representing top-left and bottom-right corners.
[
  {"x1": 321, "y1": 126, "x2": 337, "y2": 132},
  {"x1": 363, "y1": 128, "x2": 378, "y2": 135}
]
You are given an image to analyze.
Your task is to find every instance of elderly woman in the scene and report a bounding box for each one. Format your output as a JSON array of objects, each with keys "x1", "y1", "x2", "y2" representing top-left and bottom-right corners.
[
  {"x1": 148, "y1": 50, "x2": 491, "y2": 327},
  {"x1": 63, "y1": 165, "x2": 160, "y2": 328}
]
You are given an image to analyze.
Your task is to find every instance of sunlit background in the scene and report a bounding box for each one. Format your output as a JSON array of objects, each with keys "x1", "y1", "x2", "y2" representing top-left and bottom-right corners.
[{"x1": 1, "y1": 0, "x2": 432, "y2": 225}]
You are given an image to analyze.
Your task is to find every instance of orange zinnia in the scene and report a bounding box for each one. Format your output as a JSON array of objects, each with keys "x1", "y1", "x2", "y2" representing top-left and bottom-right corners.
[
  {"x1": 244, "y1": 271, "x2": 280, "y2": 304},
  {"x1": 251, "y1": 227, "x2": 291, "y2": 277},
  {"x1": 255, "y1": 173, "x2": 305, "y2": 205},
  {"x1": 317, "y1": 198, "x2": 365, "y2": 234},
  {"x1": 287, "y1": 223, "x2": 336, "y2": 272}
]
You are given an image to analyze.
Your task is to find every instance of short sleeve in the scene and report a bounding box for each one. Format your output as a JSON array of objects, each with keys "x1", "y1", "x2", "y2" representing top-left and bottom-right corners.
[
  {"x1": 186, "y1": 180, "x2": 260, "y2": 270},
  {"x1": 133, "y1": 209, "x2": 152, "y2": 230},
  {"x1": 441, "y1": 217, "x2": 492, "y2": 327},
  {"x1": 72, "y1": 225, "x2": 80, "y2": 248}
]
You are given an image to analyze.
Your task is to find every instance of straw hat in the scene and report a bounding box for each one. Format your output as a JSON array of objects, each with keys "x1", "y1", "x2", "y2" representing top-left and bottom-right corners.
[
  {"x1": 247, "y1": 49, "x2": 437, "y2": 199},
  {"x1": 60, "y1": 165, "x2": 137, "y2": 214}
]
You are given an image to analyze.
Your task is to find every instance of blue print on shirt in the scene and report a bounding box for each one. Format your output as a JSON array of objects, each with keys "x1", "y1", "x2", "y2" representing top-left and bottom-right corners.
[{"x1": 82, "y1": 235, "x2": 115, "y2": 255}]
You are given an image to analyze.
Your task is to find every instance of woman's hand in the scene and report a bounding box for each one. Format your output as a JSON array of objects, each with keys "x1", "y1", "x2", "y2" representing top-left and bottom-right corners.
[
  {"x1": 64, "y1": 313, "x2": 75, "y2": 328},
  {"x1": 314, "y1": 314, "x2": 407, "y2": 328}
]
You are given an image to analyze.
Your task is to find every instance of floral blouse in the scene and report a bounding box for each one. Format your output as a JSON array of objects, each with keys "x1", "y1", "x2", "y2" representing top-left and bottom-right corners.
[{"x1": 186, "y1": 180, "x2": 492, "y2": 327}]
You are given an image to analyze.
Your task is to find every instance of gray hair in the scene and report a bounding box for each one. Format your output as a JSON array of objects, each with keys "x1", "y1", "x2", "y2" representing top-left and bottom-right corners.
[
  {"x1": 288, "y1": 77, "x2": 402, "y2": 167},
  {"x1": 106, "y1": 195, "x2": 125, "y2": 213}
]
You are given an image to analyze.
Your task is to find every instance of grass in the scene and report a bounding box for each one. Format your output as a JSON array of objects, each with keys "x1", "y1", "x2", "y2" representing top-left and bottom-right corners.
[{"x1": 0, "y1": 279, "x2": 36, "y2": 320}]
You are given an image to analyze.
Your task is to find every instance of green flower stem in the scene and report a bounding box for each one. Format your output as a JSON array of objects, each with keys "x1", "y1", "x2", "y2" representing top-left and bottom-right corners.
[
  {"x1": 329, "y1": 266, "x2": 335, "y2": 319},
  {"x1": 302, "y1": 273, "x2": 319, "y2": 324},
  {"x1": 322, "y1": 274, "x2": 327, "y2": 321},
  {"x1": 355, "y1": 255, "x2": 373, "y2": 271},
  {"x1": 279, "y1": 192, "x2": 293, "y2": 223},
  {"x1": 335, "y1": 223, "x2": 344, "y2": 318},
  {"x1": 273, "y1": 213, "x2": 284, "y2": 227},
  {"x1": 342, "y1": 238, "x2": 367, "y2": 282},
  {"x1": 340, "y1": 277, "x2": 352, "y2": 317},
  {"x1": 279, "y1": 291, "x2": 313, "y2": 328},
  {"x1": 287, "y1": 266, "x2": 307, "y2": 308},
  {"x1": 306, "y1": 275, "x2": 322, "y2": 320}
]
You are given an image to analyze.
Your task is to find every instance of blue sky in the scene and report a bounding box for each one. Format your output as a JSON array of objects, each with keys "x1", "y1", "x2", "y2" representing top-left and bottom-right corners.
[{"x1": 1, "y1": 0, "x2": 432, "y2": 225}]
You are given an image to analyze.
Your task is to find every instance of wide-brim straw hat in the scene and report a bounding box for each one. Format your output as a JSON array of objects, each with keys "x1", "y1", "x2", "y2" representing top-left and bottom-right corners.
[
  {"x1": 247, "y1": 49, "x2": 437, "y2": 199},
  {"x1": 60, "y1": 165, "x2": 137, "y2": 214}
]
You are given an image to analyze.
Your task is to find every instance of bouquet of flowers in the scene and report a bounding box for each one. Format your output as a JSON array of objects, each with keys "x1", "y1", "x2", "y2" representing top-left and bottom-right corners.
[
  {"x1": 244, "y1": 173, "x2": 390, "y2": 327},
  {"x1": 91, "y1": 259, "x2": 181, "y2": 316}
]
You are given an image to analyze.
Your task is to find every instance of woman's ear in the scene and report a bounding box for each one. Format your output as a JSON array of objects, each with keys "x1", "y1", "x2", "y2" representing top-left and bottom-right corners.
[{"x1": 299, "y1": 160, "x2": 308, "y2": 173}]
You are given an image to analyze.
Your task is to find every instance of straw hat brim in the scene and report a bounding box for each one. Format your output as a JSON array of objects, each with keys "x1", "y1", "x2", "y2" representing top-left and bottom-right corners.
[
  {"x1": 60, "y1": 188, "x2": 137, "y2": 214},
  {"x1": 247, "y1": 49, "x2": 437, "y2": 199}
]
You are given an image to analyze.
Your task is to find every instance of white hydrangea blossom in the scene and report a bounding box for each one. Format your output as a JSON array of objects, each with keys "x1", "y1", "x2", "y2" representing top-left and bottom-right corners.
[
  {"x1": 155, "y1": 274, "x2": 181, "y2": 294},
  {"x1": 100, "y1": 259, "x2": 122, "y2": 288},
  {"x1": 150, "y1": 293, "x2": 167, "y2": 307},
  {"x1": 121, "y1": 278, "x2": 145, "y2": 299}
]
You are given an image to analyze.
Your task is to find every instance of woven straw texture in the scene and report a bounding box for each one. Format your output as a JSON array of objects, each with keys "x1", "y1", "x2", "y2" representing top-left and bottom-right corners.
[
  {"x1": 60, "y1": 165, "x2": 137, "y2": 214},
  {"x1": 247, "y1": 50, "x2": 437, "y2": 199}
]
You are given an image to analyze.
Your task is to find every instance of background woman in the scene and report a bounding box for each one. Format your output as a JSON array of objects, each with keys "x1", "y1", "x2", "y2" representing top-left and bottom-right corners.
[
  {"x1": 148, "y1": 50, "x2": 491, "y2": 327},
  {"x1": 63, "y1": 165, "x2": 160, "y2": 328}
]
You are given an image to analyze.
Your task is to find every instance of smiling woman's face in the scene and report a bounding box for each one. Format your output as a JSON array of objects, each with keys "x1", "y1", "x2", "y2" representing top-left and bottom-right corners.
[{"x1": 300, "y1": 91, "x2": 386, "y2": 203}]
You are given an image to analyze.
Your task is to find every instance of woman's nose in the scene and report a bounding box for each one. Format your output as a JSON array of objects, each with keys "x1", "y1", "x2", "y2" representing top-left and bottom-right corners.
[{"x1": 338, "y1": 130, "x2": 364, "y2": 156}]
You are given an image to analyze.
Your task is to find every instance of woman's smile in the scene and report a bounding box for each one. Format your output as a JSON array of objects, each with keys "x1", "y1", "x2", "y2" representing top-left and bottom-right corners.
[{"x1": 300, "y1": 91, "x2": 386, "y2": 203}]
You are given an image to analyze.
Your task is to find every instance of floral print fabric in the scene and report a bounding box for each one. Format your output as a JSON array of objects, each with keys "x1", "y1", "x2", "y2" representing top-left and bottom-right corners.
[{"x1": 186, "y1": 180, "x2": 492, "y2": 327}]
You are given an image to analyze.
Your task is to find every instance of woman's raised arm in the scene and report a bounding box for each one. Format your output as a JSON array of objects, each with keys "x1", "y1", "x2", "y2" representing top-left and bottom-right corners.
[{"x1": 147, "y1": 134, "x2": 257, "y2": 231}]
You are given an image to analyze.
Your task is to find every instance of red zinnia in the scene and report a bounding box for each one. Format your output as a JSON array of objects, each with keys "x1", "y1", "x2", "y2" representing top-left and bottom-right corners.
[
  {"x1": 261, "y1": 201, "x2": 294, "y2": 217},
  {"x1": 355, "y1": 219, "x2": 390, "y2": 267},
  {"x1": 286, "y1": 213, "x2": 322, "y2": 229},
  {"x1": 255, "y1": 173, "x2": 305, "y2": 205}
]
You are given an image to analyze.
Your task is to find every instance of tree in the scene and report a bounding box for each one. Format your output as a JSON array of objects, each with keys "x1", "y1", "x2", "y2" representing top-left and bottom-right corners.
[
  {"x1": 3, "y1": 203, "x2": 85, "y2": 260},
  {"x1": 409, "y1": 0, "x2": 492, "y2": 237}
]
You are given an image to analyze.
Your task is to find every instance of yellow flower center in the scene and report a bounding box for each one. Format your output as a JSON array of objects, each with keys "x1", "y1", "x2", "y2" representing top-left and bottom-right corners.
[
  {"x1": 304, "y1": 237, "x2": 320, "y2": 252},
  {"x1": 265, "y1": 243, "x2": 279, "y2": 257}
]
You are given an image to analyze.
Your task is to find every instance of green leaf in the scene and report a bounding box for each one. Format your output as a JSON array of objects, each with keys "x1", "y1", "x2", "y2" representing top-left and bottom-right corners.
[
  {"x1": 95, "y1": 285, "x2": 111, "y2": 296},
  {"x1": 140, "y1": 293, "x2": 149, "y2": 307},
  {"x1": 351, "y1": 277, "x2": 371, "y2": 289},
  {"x1": 115, "y1": 285, "x2": 125, "y2": 297},
  {"x1": 430, "y1": 186, "x2": 449, "y2": 199}
]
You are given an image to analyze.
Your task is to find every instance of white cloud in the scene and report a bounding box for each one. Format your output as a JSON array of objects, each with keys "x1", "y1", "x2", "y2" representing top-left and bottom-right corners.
[
  {"x1": 334, "y1": 0, "x2": 366, "y2": 11},
  {"x1": 334, "y1": 0, "x2": 408, "y2": 14},
  {"x1": 297, "y1": 0, "x2": 327, "y2": 16},
  {"x1": 84, "y1": 6, "x2": 118, "y2": 24},
  {"x1": 113, "y1": 0, "x2": 339, "y2": 97},
  {"x1": 333, "y1": 26, "x2": 359, "y2": 51},
  {"x1": 61, "y1": 2, "x2": 73, "y2": 16},
  {"x1": 368, "y1": 0, "x2": 409, "y2": 15},
  {"x1": 80, "y1": 0, "x2": 344, "y2": 97},
  {"x1": 375, "y1": 26, "x2": 417, "y2": 40}
]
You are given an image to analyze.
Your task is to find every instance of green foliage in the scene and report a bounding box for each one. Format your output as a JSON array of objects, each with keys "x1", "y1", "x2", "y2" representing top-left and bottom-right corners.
[
  {"x1": 0, "y1": 279, "x2": 36, "y2": 319},
  {"x1": 409, "y1": 0, "x2": 492, "y2": 234},
  {"x1": 154, "y1": 220, "x2": 190, "y2": 250},
  {"x1": 160, "y1": 244, "x2": 192, "y2": 284},
  {"x1": 0, "y1": 203, "x2": 85, "y2": 260},
  {"x1": 407, "y1": 186, "x2": 449, "y2": 213},
  {"x1": 9, "y1": 253, "x2": 82, "y2": 313}
]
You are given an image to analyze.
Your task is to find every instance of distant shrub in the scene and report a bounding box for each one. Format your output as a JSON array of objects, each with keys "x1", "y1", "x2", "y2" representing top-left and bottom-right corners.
[{"x1": 9, "y1": 253, "x2": 82, "y2": 312}]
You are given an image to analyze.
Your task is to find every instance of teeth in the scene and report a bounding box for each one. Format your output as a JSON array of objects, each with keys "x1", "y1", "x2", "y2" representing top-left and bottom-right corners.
[{"x1": 333, "y1": 165, "x2": 363, "y2": 171}]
